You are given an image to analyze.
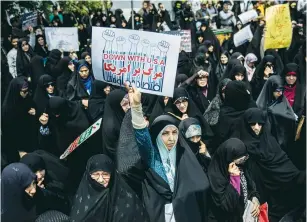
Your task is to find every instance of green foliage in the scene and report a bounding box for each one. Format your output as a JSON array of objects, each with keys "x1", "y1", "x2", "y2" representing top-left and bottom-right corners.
[{"x1": 57, "y1": 0, "x2": 103, "y2": 15}]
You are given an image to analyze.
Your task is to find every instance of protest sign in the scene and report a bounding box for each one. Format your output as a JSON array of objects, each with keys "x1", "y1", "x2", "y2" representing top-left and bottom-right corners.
[
  {"x1": 264, "y1": 4, "x2": 292, "y2": 50},
  {"x1": 163, "y1": 30, "x2": 192, "y2": 52},
  {"x1": 45, "y1": 27, "x2": 79, "y2": 52},
  {"x1": 238, "y1": 9, "x2": 258, "y2": 25},
  {"x1": 21, "y1": 11, "x2": 38, "y2": 31},
  {"x1": 60, "y1": 118, "x2": 102, "y2": 159},
  {"x1": 233, "y1": 25, "x2": 253, "y2": 47},
  {"x1": 92, "y1": 27, "x2": 181, "y2": 97}
]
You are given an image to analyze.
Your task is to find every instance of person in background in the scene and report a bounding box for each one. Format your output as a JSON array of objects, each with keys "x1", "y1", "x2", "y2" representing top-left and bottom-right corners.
[
  {"x1": 218, "y1": 0, "x2": 236, "y2": 29},
  {"x1": 196, "y1": 3, "x2": 210, "y2": 21},
  {"x1": 49, "y1": 6, "x2": 64, "y2": 24},
  {"x1": 7, "y1": 35, "x2": 19, "y2": 78}
]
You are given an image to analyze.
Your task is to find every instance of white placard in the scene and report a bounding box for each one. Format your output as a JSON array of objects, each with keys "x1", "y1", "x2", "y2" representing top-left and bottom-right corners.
[
  {"x1": 234, "y1": 25, "x2": 253, "y2": 47},
  {"x1": 238, "y1": 9, "x2": 258, "y2": 25},
  {"x1": 92, "y1": 27, "x2": 181, "y2": 97},
  {"x1": 45, "y1": 27, "x2": 79, "y2": 52}
]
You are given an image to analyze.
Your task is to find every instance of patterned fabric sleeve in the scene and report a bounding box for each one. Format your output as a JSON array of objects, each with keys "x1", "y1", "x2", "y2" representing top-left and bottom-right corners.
[
  {"x1": 39, "y1": 125, "x2": 50, "y2": 136},
  {"x1": 134, "y1": 128, "x2": 168, "y2": 183}
]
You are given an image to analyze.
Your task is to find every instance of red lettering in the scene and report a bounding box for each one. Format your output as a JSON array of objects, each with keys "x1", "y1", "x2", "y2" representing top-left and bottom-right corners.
[
  {"x1": 153, "y1": 59, "x2": 158, "y2": 64},
  {"x1": 160, "y1": 60, "x2": 165, "y2": 66},
  {"x1": 103, "y1": 54, "x2": 109, "y2": 59}
]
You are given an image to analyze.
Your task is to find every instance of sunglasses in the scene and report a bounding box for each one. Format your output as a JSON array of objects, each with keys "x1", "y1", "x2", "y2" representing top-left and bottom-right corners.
[{"x1": 44, "y1": 82, "x2": 55, "y2": 88}]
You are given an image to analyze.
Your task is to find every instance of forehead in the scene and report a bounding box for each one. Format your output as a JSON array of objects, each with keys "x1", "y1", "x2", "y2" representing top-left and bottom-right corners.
[
  {"x1": 80, "y1": 66, "x2": 88, "y2": 71},
  {"x1": 163, "y1": 125, "x2": 178, "y2": 132}
]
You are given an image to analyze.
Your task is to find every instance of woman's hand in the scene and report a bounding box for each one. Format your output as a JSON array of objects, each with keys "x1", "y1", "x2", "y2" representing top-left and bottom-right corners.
[
  {"x1": 199, "y1": 141, "x2": 207, "y2": 154},
  {"x1": 28, "y1": 108, "x2": 36, "y2": 116},
  {"x1": 39, "y1": 113, "x2": 49, "y2": 125},
  {"x1": 125, "y1": 82, "x2": 141, "y2": 107},
  {"x1": 82, "y1": 99, "x2": 89, "y2": 109},
  {"x1": 251, "y1": 197, "x2": 260, "y2": 217},
  {"x1": 228, "y1": 162, "x2": 240, "y2": 176}
]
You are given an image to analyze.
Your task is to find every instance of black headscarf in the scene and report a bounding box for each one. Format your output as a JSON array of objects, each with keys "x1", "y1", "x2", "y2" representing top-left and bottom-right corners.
[
  {"x1": 221, "y1": 58, "x2": 242, "y2": 81},
  {"x1": 166, "y1": 87, "x2": 214, "y2": 137},
  {"x1": 34, "y1": 35, "x2": 49, "y2": 58},
  {"x1": 215, "y1": 51, "x2": 230, "y2": 81},
  {"x1": 217, "y1": 80, "x2": 256, "y2": 145},
  {"x1": 45, "y1": 49, "x2": 62, "y2": 79},
  {"x1": 281, "y1": 63, "x2": 306, "y2": 117},
  {"x1": 225, "y1": 64, "x2": 251, "y2": 91},
  {"x1": 33, "y1": 74, "x2": 56, "y2": 116},
  {"x1": 2, "y1": 77, "x2": 38, "y2": 153},
  {"x1": 1, "y1": 163, "x2": 36, "y2": 222},
  {"x1": 46, "y1": 96, "x2": 90, "y2": 153},
  {"x1": 66, "y1": 59, "x2": 94, "y2": 101},
  {"x1": 55, "y1": 57, "x2": 73, "y2": 97},
  {"x1": 250, "y1": 54, "x2": 276, "y2": 100},
  {"x1": 70, "y1": 154, "x2": 148, "y2": 222},
  {"x1": 81, "y1": 52, "x2": 92, "y2": 70},
  {"x1": 179, "y1": 117, "x2": 212, "y2": 171},
  {"x1": 102, "y1": 89, "x2": 126, "y2": 160},
  {"x1": 118, "y1": 113, "x2": 210, "y2": 222},
  {"x1": 208, "y1": 138, "x2": 259, "y2": 222},
  {"x1": 204, "y1": 78, "x2": 232, "y2": 127},
  {"x1": 16, "y1": 38, "x2": 35, "y2": 77},
  {"x1": 30, "y1": 55, "x2": 46, "y2": 92},
  {"x1": 88, "y1": 80, "x2": 109, "y2": 122},
  {"x1": 201, "y1": 21, "x2": 221, "y2": 58},
  {"x1": 256, "y1": 75, "x2": 297, "y2": 152},
  {"x1": 264, "y1": 49, "x2": 284, "y2": 75},
  {"x1": 20, "y1": 153, "x2": 46, "y2": 173},
  {"x1": 231, "y1": 108, "x2": 305, "y2": 218},
  {"x1": 175, "y1": 74, "x2": 189, "y2": 87}
]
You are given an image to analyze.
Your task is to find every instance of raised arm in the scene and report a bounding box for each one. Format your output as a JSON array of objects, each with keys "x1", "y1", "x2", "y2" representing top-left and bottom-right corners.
[{"x1": 126, "y1": 83, "x2": 156, "y2": 166}]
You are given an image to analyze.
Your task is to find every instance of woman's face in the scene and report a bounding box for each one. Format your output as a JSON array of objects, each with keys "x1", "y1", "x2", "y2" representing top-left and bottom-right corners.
[
  {"x1": 102, "y1": 16, "x2": 107, "y2": 21},
  {"x1": 197, "y1": 76, "x2": 208, "y2": 87},
  {"x1": 189, "y1": 135, "x2": 201, "y2": 143},
  {"x1": 79, "y1": 24, "x2": 84, "y2": 30},
  {"x1": 234, "y1": 73, "x2": 244, "y2": 81},
  {"x1": 198, "y1": 36, "x2": 204, "y2": 43},
  {"x1": 164, "y1": 96, "x2": 169, "y2": 105},
  {"x1": 45, "y1": 82, "x2": 55, "y2": 94},
  {"x1": 21, "y1": 41, "x2": 29, "y2": 52},
  {"x1": 38, "y1": 37, "x2": 44, "y2": 46},
  {"x1": 25, "y1": 180, "x2": 36, "y2": 197},
  {"x1": 91, "y1": 170, "x2": 111, "y2": 187},
  {"x1": 122, "y1": 21, "x2": 127, "y2": 27},
  {"x1": 273, "y1": 88, "x2": 283, "y2": 99},
  {"x1": 36, "y1": 169, "x2": 46, "y2": 184},
  {"x1": 35, "y1": 29, "x2": 43, "y2": 36},
  {"x1": 85, "y1": 55, "x2": 91, "y2": 64},
  {"x1": 208, "y1": 45, "x2": 214, "y2": 52},
  {"x1": 285, "y1": 74, "x2": 297, "y2": 85},
  {"x1": 104, "y1": 85, "x2": 111, "y2": 95},
  {"x1": 248, "y1": 61, "x2": 255, "y2": 68},
  {"x1": 250, "y1": 123, "x2": 262, "y2": 135},
  {"x1": 79, "y1": 66, "x2": 90, "y2": 79},
  {"x1": 201, "y1": 25, "x2": 207, "y2": 32},
  {"x1": 111, "y1": 17, "x2": 116, "y2": 23},
  {"x1": 120, "y1": 95, "x2": 130, "y2": 113},
  {"x1": 20, "y1": 87, "x2": 29, "y2": 98},
  {"x1": 174, "y1": 98, "x2": 188, "y2": 113},
  {"x1": 68, "y1": 62, "x2": 75, "y2": 71},
  {"x1": 161, "y1": 126, "x2": 178, "y2": 150},
  {"x1": 237, "y1": 23, "x2": 242, "y2": 29},
  {"x1": 220, "y1": 54, "x2": 228, "y2": 64},
  {"x1": 135, "y1": 16, "x2": 140, "y2": 22}
]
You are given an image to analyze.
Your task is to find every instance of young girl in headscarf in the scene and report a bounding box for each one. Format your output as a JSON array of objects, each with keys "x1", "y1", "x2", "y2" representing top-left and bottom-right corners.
[{"x1": 244, "y1": 53, "x2": 258, "y2": 82}]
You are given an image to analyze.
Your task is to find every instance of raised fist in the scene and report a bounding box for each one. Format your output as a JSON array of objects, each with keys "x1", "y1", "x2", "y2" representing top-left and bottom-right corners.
[
  {"x1": 129, "y1": 34, "x2": 140, "y2": 45},
  {"x1": 141, "y1": 39, "x2": 150, "y2": 47},
  {"x1": 116, "y1": 36, "x2": 126, "y2": 45},
  {"x1": 158, "y1": 41, "x2": 170, "y2": 53},
  {"x1": 102, "y1": 30, "x2": 115, "y2": 41}
]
